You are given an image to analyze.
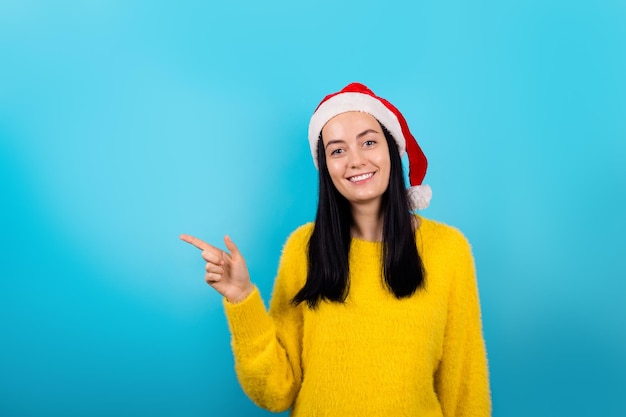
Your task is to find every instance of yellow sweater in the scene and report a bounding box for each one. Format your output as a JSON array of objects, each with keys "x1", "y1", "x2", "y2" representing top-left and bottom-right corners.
[{"x1": 223, "y1": 216, "x2": 491, "y2": 416}]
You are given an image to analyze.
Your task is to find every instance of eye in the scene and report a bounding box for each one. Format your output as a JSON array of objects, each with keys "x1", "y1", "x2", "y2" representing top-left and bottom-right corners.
[
  {"x1": 363, "y1": 140, "x2": 376, "y2": 147},
  {"x1": 330, "y1": 148, "x2": 344, "y2": 156}
]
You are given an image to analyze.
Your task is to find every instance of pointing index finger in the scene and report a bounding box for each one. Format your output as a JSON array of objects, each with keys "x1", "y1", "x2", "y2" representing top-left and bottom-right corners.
[{"x1": 179, "y1": 234, "x2": 214, "y2": 251}]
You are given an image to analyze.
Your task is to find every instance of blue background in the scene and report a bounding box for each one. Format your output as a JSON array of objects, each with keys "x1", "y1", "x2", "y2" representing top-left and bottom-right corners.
[{"x1": 1, "y1": 1, "x2": 625, "y2": 416}]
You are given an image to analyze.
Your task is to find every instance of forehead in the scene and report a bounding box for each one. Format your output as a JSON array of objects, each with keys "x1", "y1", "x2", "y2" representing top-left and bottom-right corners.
[{"x1": 321, "y1": 111, "x2": 380, "y2": 140}]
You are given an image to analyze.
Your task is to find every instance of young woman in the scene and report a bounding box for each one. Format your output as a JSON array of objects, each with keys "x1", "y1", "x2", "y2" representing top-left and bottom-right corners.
[{"x1": 181, "y1": 83, "x2": 491, "y2": 416}]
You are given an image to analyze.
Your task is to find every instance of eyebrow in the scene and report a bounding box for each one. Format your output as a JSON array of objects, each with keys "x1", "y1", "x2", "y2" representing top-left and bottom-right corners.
[
  {"x1": 356, "y1": 128, "x2": 380, "y2": 139},
  {"x1": 324, "y1": 129, "x2": 381, "y2": 149}
]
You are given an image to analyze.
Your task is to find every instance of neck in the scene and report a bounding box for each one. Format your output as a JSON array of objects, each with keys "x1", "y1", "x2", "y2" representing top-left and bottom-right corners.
[{"x1": 350, "y1": 201, "x2": 384, "y2": 242}]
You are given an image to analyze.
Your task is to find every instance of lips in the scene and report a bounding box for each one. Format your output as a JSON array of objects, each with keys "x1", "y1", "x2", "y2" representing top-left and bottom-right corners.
[{"x1": 348, "y1": 172, "x2": 374, "y2": 182}]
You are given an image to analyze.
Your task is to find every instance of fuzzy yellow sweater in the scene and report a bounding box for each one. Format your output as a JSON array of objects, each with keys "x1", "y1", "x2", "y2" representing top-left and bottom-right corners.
[{"x1": 223, "y1": 216, "x2": 491, "y2": 416}]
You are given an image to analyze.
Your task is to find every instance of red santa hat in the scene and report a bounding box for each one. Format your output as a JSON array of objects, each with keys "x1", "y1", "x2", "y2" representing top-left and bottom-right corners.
[{"x1": 308, "y1": 82, "x2": 432, "y2": 210}]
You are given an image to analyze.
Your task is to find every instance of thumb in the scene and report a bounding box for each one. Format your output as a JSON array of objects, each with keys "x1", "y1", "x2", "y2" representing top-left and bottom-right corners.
[{"x1": 223, "y1": 235, "x2": 241, "y2": 259}]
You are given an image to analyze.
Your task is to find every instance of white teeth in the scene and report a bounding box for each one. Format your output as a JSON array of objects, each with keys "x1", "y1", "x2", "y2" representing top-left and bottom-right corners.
[{"x1": 349, "y1": 173, "x2": 374, "y2": 182}]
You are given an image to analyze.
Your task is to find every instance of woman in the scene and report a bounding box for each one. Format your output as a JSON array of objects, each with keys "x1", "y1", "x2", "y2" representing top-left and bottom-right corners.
[{"x1": 181, "y1": 83, "x2": 491, "y2": 416}]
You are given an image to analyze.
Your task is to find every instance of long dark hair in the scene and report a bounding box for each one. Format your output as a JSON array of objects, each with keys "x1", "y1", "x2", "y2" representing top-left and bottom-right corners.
[{"x1": 292, "y1": 124, "x2": 425, "y2": 308}]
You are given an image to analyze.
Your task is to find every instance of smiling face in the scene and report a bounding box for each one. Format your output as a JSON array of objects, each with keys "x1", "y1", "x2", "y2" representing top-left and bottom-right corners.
[{"x1": 321, "y1": 111, "x2": 391, "y2": 210}]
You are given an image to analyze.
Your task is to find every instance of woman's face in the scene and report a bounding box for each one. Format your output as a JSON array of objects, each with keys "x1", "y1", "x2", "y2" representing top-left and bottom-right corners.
[{"x1": 321, "y1": 111, "x2": 391, "y2": 209}]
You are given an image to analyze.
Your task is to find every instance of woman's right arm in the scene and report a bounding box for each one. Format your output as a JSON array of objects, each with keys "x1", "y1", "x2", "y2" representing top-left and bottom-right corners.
[
  {"x1": 181, "y1": 228, "x2": 308, "y2": 412},
  {"x1": 223, "y1": 283, "x2": 303, "y2": 412},
  {"x1": 222, "y1": 228, "x2": 308, "y2": 412}
]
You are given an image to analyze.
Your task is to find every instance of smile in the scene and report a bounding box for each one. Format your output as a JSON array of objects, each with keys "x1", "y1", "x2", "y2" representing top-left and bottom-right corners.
[{"x1": 348, "y1": 172, "x2": 374, "y2": 182}]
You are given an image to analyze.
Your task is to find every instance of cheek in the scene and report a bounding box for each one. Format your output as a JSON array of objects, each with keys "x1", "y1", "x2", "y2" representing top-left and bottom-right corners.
[
  {"x1": 374, "y1": 152, "x2": 391, "y2": 172},
  {"x1": 326, "y1": 161, "x2": 343, "y2": 180},
  {"x1": 376, "y1": 154, "x2": 392, "y2": 185}
]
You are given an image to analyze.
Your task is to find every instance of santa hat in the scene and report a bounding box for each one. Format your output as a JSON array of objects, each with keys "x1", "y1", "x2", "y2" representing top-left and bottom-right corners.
[{"x1": 308, "y1": 82, "x2": 432, "y2": 210}]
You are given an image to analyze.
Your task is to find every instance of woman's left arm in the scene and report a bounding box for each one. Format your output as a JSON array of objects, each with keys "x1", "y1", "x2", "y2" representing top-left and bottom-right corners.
[{"x1": 434, "y1": 231, "x2": 492, "y2": 417}]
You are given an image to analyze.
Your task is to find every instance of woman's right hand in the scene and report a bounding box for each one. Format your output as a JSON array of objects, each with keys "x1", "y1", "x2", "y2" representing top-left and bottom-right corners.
[{"x1": 180, "y1": 234, "x2": 254, "y2": 303}]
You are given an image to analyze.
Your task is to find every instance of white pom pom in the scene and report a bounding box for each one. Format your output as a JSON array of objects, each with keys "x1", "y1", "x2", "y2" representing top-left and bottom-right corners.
[{"x1": 407, "y1": 184, "x2": 432, "y2": 211}]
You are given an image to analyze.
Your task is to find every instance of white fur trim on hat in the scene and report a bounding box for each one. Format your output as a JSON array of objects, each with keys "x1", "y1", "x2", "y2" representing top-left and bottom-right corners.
[{"x1": 407, "y1": 184, "x2": 432, "y2": 211}]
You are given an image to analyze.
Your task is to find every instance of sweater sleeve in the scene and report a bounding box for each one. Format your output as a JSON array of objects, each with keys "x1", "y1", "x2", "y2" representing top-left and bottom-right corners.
[
  {"x1": 434, "y1": 230, "x2": 492, "y2": 417},
  {"x1": 222, "y1": 227, "x2": 308, "y2": 412}
]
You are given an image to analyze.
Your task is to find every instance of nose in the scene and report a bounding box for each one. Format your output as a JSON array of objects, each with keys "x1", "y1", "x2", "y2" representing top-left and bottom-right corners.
[{"x1": 348, "y1": 148, "x2": 365, "y2": 168}]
